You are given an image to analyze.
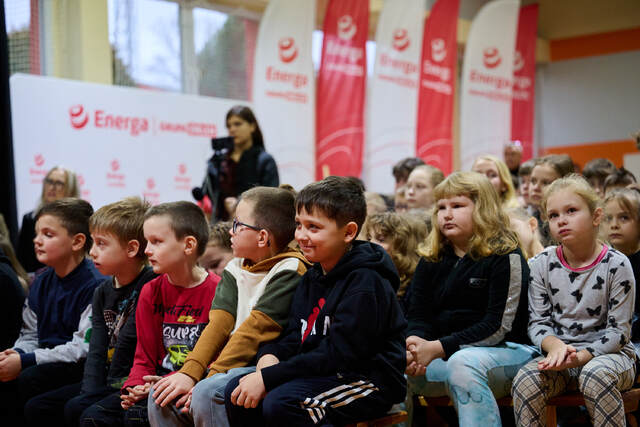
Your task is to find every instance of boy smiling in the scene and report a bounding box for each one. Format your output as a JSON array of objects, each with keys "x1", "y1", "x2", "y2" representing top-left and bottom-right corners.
[{"x1": 225, "y1": 176, "x2": 407, "y2": 426}]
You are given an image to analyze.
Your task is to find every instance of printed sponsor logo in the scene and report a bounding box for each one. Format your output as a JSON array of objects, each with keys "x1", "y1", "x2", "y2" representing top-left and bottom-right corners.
[
  {"x1": 174, "y1": 163, "x2": 191, "y2": 190},
  {"x1": 34, "y1": 153, "x2": 45, "y2": 167},
  {"x1": 29, "y1": 153, "x2": 47, "y2": 183},
  {"x1": 69, "y1": 105, "x2": 89, "y2": 129},
  {"x1": 278, "y1": 37, "x2": 298, "y2": 63},
  {"x1": 392, "y1": 29, "x2": 410, "y2": 52},
  {"x1": 67, "y1": 105, "x2": 215, "y2": 138},
  {"x1": 483, "y1": 47, "x2": 502, "y2": 69},
  {"x1": 431, "y1": 38, "x2": 447, "y2": 63},
  {"x1": 337, "y1": 15, "x2": 357, "y2": 41},
  {"x1": 107, "y1": 158, "x2": 126, "y2": 188},
  {"x1": 143, "y1": 177, "x2": 160, "y2": 205}
]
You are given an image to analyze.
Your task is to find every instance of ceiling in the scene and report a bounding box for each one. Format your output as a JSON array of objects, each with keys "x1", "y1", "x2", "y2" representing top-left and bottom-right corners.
[{"x1": 203, "y1": 0, "x2": 640, "y2": 41}]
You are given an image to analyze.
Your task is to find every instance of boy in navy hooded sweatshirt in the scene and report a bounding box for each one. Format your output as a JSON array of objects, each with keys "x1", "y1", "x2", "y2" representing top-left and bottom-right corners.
[{"x1": 225, "y1": 176, "x2": 407, "y2": 426}]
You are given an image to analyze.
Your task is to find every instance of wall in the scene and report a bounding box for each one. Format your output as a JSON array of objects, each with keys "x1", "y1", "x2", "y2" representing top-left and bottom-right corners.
[{"x1": 535, "y1": 34, "x2": 640, "y2": 171}]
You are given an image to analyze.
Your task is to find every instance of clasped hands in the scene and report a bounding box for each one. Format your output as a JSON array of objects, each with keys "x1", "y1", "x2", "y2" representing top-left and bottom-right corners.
[
  {"x1": 538, "y1": 337, "x2": 592, "y2": 371},
  {"x1": 405, "y1": 336, "x2": 445, "y2": 377}
]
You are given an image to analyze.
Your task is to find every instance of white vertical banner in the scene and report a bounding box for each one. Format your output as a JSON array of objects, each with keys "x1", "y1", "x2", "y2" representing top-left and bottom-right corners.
[
  {"x1": 253, "y1": 0, "x2": 315, "y2": 188},
  {"x1": 460, "y1": 0, "x2": 520, "y2": 170},
  {"x1": 364, "y1": 0, "x2": 424, "y2": 194}
]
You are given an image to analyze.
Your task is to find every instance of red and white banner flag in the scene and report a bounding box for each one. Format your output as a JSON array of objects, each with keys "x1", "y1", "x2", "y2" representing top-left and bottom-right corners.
[
  {"x1": 416, "y1": 0, "x2": 460, "y2": 175},
  {"x1": 364, "y1": 0, "x2": 423, "y2": 193},
  {"x1": 253, "y1": 0, "x2": 316, "y2": 187},
  {"x1": 460, "y1": 0, "x2": 520, "y2": 170},
  {"x1": 511, "y1": 4, "x2": 538, "y2": 162},
  {"x1": 316, "y1": 0, "x2": 368, "y2": 179}
]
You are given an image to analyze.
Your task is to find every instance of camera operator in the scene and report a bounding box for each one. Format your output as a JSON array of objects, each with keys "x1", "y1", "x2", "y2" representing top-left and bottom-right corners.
[{"x1": 195, "y1": 106, "x2": 279, "y2": 220}]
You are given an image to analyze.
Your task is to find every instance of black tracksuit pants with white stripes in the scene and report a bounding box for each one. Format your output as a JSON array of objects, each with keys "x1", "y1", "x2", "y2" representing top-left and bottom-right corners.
[{"x1": 224, "y1": 374, "x2": 392, "y2": 426}]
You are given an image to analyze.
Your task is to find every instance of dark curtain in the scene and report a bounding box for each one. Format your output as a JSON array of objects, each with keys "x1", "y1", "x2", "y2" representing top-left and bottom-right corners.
[{"x1": 0, "y1": 1, "x2": 18, "y2": 241}]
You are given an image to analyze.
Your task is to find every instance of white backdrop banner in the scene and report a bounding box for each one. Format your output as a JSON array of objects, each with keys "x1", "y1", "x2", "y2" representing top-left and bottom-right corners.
[
  {"x1": 364, "y1": 0, "x2": 424, "y2": 194},
  {"x1": 253, "y1": 0, "x2": 315, "y2": 188},
  {"x1": 459, "y1": 0, "x2": 520, "y2": 170},
  {"x1": 11, "y1": 74, "x2": 244, "y2": 224}
]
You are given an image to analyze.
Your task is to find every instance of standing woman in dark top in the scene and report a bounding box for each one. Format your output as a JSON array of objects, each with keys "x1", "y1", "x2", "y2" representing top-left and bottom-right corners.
[
  {"x1": 212, "y1": 106, "x2": 279, "y2": 220},
  {"x1": 15, "y1": 166, "x2": 79, "y2": 273}
]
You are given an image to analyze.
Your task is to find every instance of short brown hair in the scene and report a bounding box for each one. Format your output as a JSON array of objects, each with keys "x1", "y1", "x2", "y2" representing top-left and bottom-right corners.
[
  {"x1": 583, "y1": 158, "x2": 616, "y2": 181},
  {"x1": 89, "y1": 197, "x2": 151, "y2": 259},
  {"x1": 239, "y1": 187, "x2": 296, "y2": 251},
  {"x1": 296, "y1": 176, "x2": 367, "y2": 232},
  {"x1": 144, "y1": 201, "x2": 209, "y2": 256},
  {"x1": 36, "y1": 198, "x2": 94, "y2": 252}
]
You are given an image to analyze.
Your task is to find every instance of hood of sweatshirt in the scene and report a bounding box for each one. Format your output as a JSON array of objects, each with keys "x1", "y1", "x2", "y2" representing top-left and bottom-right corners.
[{"x1": 307, "y1": 240, "x2": 400, "y2": 292}]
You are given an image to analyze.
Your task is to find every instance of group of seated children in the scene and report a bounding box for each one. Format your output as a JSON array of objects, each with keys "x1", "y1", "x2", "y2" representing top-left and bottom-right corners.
[
  {"x1": 0, "y1": 176, "x2": 407, "y2": 426},
  {"x1": 2, "y1": 153, "x2": 640, "y2": 427}
]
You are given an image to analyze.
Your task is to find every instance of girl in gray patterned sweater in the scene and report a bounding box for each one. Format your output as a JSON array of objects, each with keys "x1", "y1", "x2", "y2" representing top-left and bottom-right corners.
[{"x1": 512, "y1": 174, "x2": 636, "y2": 427}]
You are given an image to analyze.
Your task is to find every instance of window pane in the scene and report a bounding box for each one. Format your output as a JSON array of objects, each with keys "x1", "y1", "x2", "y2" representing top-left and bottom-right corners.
[
  {"x1": 193, "y1": 7, "x2": 256, "y2": 100},
  {"x1": 109, "y1": 0, "x2": 181, "y2": 91}
]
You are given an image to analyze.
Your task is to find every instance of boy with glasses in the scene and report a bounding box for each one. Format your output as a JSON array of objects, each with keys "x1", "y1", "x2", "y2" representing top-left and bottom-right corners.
[{"x1": 148, "y1": 187, "x2": 308, "y2": 427}]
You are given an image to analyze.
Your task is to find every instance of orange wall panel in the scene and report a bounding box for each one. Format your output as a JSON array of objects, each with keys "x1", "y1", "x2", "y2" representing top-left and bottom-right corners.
[
  {"x1": 541, "y1": 140, "x2": 637, "y2": 171},
  {"x1": 550, "y1": 27, "x2": 640, "y2": 61}
]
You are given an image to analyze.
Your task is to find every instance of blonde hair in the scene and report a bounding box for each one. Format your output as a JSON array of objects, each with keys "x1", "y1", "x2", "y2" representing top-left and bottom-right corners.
[
  {"x1": 363, "y1": 212, "x2": 427, "y2": 297},
  {"x1": 89, "y1": 197, "x2": 151, "y2": 259},
  {"x1": 603, "y1": 188, "x2": 640, "y2": 223},
  {"x1": 411, "y1": 164, "x2": 445, "y2": 189},
  {"x1": 38, "y1": 166, "x2": 79, "y2": 210},
  {"x1": 421, "y1": 172, "x2": 519, "y2": 261},
  {"x1": 505, "y1": 207, "x2": 542, "y2": 259},
  {"x1": 540, "y1": 174, "x2": 601, "y2": 221},
  {"x1": 473, "y1": 154, "x2": 518, "y2": 208}
]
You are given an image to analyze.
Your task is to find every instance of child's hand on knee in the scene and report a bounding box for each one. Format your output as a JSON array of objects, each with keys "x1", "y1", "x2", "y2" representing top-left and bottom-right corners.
[
  {"x1": 180, "y1": 390, "x2": 193, "y2": 414},
  {"x1": 231, "y1": 371, "x2": 266, "y2": 409},
  {"x1": 152, "y1": 372, "x2": 195, "y2": 408}
]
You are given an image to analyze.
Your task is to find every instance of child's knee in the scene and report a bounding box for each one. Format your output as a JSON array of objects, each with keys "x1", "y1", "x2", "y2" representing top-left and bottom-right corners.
[
  {"x1": 578, "y1": 364, "x2": 617, "y2": 396},
  {"x1": 511, "y1": 363, "x2": 543, "y2": 397},
  {"x1": 262, "y1": 392, "x2": 298, "y2": 425},
  {"x1": 446, "y1": 348, "x2": 490, "y2": 385}
]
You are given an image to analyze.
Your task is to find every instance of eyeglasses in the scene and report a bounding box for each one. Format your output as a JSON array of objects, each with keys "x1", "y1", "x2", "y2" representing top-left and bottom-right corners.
[
  {"x1": 44, "y1": 178, "x2": 66, "y2": 189},
  {"x1": 232, "y1": 218, "x2": 261, "y2": 234}
]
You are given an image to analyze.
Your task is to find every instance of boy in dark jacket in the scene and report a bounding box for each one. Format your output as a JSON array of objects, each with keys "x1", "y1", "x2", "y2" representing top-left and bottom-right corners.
[
  {"x1": 225, "y1": 176, "x2": 407, "y2": 426},
  {"x1": 0, "y1": 198, "x2": 106, "y2": 425}
]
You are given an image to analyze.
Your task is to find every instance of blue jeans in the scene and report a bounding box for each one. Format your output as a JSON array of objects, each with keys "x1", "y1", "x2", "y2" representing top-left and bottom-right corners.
[
  {"x1": 408, "y1": 342, "x2": 537, "y2": 427},
  {"x1": 147, "y1": 367, "x2": 255, "y2": 427}
]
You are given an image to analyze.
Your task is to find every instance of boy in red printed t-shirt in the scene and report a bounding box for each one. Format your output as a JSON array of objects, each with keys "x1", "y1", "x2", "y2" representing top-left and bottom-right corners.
[{"x1": 79, "y1": 201, "x2": 219, "y2": 426}]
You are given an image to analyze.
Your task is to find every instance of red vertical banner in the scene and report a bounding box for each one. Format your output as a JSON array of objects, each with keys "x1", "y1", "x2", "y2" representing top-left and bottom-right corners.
[
  {"x1": 316, "y1": 0, "x2": 369, "y2": 179},
  {"x1": 511, "y1": 4, "x2": 538, "y2": 162},
  {"x1": 416, "y1": 0, "x2": 459, "y2": 175}
]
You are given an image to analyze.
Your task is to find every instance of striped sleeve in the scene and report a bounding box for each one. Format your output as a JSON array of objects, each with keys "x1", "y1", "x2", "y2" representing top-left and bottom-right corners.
[{"x1": 439, "y1": 252, "x2": 525, "y2": 357}]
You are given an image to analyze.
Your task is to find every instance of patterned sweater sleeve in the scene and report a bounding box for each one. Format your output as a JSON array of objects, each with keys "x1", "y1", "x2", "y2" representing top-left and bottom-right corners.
[
  {"x1": 528, "y1": 254, "x2": 556, "y2": 352},
  {"x1": 586, "y1": 257, "x2": 635, "y2": 356}
]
